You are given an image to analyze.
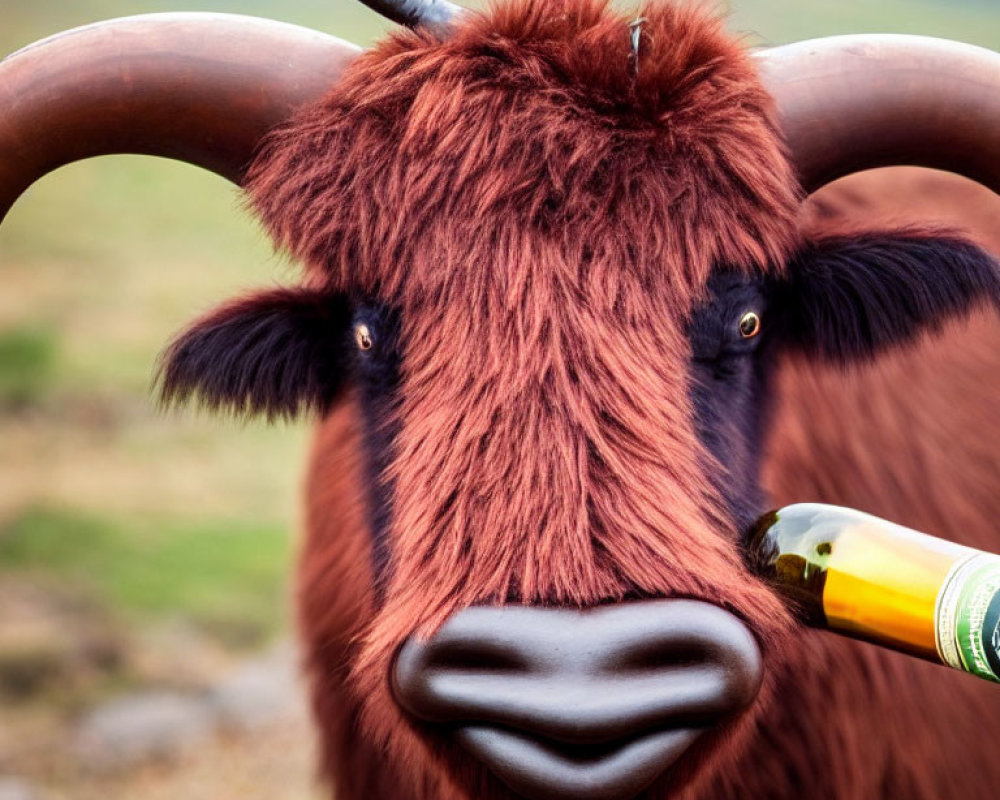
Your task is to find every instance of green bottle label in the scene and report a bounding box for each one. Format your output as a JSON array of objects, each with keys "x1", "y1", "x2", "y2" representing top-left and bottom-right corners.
[{"x1": 935, "y1": 553, "x2": 1000, "y2": 683}]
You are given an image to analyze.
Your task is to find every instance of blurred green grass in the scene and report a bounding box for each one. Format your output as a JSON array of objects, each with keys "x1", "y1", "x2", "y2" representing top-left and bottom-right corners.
[
  {"x1": 725, "y1": 0, "x2": 1000, "y2": 47},
  {"x1": 0, "y1": 506, "x2": 286, "y2": 646},
  {"x1": 0, "y1": 0, "x2": 997, "y2": 655},
  {"x1": 0, "y1": 326, "x2": 57, "y2": 409}
]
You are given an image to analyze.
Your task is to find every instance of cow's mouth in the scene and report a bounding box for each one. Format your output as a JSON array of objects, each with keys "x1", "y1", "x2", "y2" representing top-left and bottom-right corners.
[
  {"x1": 455, "y1": 724, "x2": 702, "y2": 800},
  {"x1": 392, "y1": 600, "x2": 762, "y2": 800}
]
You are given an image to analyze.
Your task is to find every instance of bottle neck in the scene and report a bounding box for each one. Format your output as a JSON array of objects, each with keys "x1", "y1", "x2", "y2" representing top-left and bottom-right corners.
[{"x1": 746, "y1": 505, "x2": 836, "y2": 626}]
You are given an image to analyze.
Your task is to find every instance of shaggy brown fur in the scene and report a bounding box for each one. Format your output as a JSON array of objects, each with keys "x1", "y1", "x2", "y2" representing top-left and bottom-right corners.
[
  {"x1": 197, "y1": 1, "x2": 1000, "y2": 798},
  {"x1": 245, "y1": 1, "x2": 801, "y2": 795}
]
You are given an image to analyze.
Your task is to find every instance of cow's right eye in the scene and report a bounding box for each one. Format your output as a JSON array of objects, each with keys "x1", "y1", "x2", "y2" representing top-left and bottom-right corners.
[
  {"x1": 355, "y1": 323, "x2": 374, "y2": 351},
  {"x1": 351, "y1": 302, "x2": 400, "y2": 378},
  {"x1": 738, "y1": 311, "x2": 761, "y2": 339}
]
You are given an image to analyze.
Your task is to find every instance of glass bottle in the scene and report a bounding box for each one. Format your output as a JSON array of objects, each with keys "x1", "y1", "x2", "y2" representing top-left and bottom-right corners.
[{"x1": 745, "y1": 503, "x2": 1000, "y2": 683}]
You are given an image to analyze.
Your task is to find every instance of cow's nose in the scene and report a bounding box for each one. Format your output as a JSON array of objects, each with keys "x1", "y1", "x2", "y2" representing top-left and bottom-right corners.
[{"x1": 392, "y1": 600, "x2": 762, "y2": 800}]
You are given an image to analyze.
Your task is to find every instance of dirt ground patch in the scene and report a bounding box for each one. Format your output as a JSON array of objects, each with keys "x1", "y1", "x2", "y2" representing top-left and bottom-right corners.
[{"x1": 8, "y1": 717, "x2": 324, "y2": 800}]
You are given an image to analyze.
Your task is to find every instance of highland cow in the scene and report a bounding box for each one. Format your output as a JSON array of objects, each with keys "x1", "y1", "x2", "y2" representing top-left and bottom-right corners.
[{"x1": 4, "y1": 1, "x2": 1000, "y2": 799}]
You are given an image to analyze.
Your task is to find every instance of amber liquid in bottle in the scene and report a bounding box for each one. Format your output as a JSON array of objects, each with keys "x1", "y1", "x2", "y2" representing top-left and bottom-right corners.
[{"x1": 745, "y1": 503, "x2": 1000, "y2": 683}]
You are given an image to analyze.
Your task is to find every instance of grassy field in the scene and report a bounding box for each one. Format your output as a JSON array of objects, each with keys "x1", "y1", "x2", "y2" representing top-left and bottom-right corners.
[{"x1": 0, "y1": 0, "x2": 997, "y2": 796}]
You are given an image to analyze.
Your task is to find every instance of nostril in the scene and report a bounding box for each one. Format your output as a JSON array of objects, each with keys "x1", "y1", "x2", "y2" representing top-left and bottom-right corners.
[
  {"x1": 609, "y1": 602, "x2": 763, "y2": 712},
  {"x1": 423, "y1": 640, "x2": 530, "y2": 673},
  {"x1": 616, "y1": 639, "x2": 715, "y2": 671},
  {"x1": 393, "y1": 632, "x2": 534, "y2": 724},
  {"x1": 393, "y1": 641, "x2": 524, "y2": 728}
]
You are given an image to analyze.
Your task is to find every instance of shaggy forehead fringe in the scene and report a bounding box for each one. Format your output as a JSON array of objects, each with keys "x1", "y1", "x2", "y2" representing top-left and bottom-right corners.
[
  {"x1": 246, "y1": 0, "x2": 800, "y2": 310},
  {"x1": 245, "y1": 0, "x2": 803, "y2": 612}
]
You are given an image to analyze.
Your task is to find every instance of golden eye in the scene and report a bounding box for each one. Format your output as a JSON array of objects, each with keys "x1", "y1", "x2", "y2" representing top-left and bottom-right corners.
[
  {"x1": 739, "y1": 311, "x2": 761, "y2": 339},
  {"x1": 355, "y1": 324, "x2": 373, "y2": 351}
]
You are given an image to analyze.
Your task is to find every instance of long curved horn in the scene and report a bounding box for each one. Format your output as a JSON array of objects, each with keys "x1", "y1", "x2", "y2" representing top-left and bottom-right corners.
[
  {"x1": 357, "y1": 0, "x2": 463, "y2": 29},
  {"x1": 5, "y1": 22, "x2": 999, "y2": 221},
  {"x1": 0, "y1": 13, "x2": 360, "y2": 223},
  {"x1": 757, "y1": 35, "x2": 1000, "y2": 194}
]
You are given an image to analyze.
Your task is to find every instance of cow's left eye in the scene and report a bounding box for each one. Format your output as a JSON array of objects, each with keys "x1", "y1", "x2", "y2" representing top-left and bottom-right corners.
[{"x1": 738, "y1": 311, "x2": 761, "y2": 339}]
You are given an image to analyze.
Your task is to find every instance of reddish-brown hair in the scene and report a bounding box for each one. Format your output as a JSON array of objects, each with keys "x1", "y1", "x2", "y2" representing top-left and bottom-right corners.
[{"x1": 244, "y1": 1, "x2": 802, "y2": 795}]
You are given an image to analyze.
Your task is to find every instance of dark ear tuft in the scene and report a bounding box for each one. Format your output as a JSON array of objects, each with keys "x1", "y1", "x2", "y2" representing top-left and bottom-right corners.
[
  {"x1": 157, "y1": 287, "x2": 351, "y2": 420},
  {"x1": 774, "y1": 231, "x2": 1000, "y2": 362}
]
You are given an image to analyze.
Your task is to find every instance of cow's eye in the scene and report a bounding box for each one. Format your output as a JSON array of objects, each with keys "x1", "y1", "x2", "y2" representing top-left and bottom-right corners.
[
  {"x1": 738, "y1": 311, "x2": 761, "y2": 339},
  {"x1": 355, "y1": 323, "x2": 374, "y2": 351}
]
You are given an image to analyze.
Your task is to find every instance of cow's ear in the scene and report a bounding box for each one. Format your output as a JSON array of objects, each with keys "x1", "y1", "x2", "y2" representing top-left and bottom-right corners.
[
  {"x1": 157, "y1": 287, "x2": 351, "y2": 419},
  {"x1": 771, "y1": 231, "x2": 1000, "y2": 362}
]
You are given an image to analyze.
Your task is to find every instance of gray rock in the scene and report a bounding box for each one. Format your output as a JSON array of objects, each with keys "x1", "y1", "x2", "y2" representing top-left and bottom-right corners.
[
  {"x1": 74, "y1": 691, "x2": 215, "y2": 772},
  {"x1": 0, "y1": 725, "x2": 10, "y2": 769},
  {"x1": 0, "y1": 777, "x2": 37, "y2": 800},
  {"x1": 207, "y1": 645, "x2": 306, "y2": 732}
]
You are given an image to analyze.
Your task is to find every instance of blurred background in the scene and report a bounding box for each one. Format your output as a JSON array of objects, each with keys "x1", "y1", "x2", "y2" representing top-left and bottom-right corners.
[{"x1": 0, "y1": 1, "x2": 997, "y2": 799}]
